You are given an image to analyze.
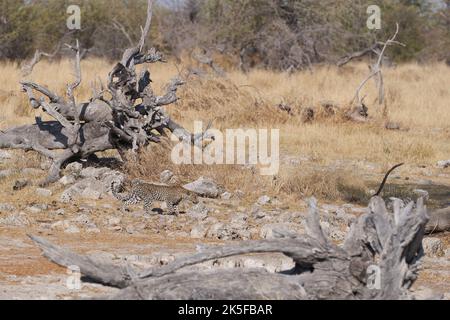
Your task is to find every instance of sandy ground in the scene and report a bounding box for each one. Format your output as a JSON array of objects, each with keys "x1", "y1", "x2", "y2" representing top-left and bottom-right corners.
[
  {"x1": 0, "y1": 153, "x2": 449, "y2": 299},
  {"x1": 0, "y1": 215, "x2": 448, "y2": 299}
]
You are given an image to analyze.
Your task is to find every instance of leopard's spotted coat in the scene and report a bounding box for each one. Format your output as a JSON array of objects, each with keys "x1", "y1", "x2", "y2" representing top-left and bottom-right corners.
[{"x1": 111, "y1": 179, "x2": 199, "y2": 215}]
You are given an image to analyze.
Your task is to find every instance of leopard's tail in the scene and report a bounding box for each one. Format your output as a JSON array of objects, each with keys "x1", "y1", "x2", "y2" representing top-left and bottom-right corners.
[{"x1": 374, "y1": 163, "x2": 404, "y2": 196}]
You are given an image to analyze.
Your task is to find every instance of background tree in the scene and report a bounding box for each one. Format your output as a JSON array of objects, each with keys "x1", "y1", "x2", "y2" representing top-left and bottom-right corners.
[{"x1": 0, "y1": 0, "x2": 448, "y2": 68}]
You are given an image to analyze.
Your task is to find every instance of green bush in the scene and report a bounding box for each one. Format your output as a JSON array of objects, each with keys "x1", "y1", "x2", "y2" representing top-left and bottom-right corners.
[{"x1": 0, "y1": 0, "x2": 448, "y2": 67}]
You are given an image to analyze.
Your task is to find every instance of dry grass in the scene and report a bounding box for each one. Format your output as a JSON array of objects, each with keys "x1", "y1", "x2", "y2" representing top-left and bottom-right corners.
[
  {"x1": 0, "y1": 58, "x2": 449, "y2": 203},
  {"x1": 125, "y1": 143, "x2": 370, "y2": 204},
  {"x1": 276, "y1": 168, "x2": 370, "y2": 204}
]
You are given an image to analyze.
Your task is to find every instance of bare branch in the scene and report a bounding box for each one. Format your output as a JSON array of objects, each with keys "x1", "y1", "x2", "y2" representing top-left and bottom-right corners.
[
  {"x1": 352, "y1": 23, "x2": 405, "y2": 107},
  {"x1": 138, "y1": 0, "x2": 154, "y2": 52},
  {"x1": 20, "y1": 81, "x2": 64, "y2": 104},
  {"x1": 21, "y1": 46, "x2": 60, "y2": 76},
  {"x1": 120, "y1": 0, "x2": 154, "y2": 68},
  {"x1": 28, "y1": 235, "x2": 134, "y2": 288},
  {"x1": 112, "y1": 19, "x2": 134, "y2": 46},
  {"x1": 305, "y1": 197, "x2": 328, "y2": 245},
  {"x1": 337, "y1": 43, "x2": 381, "y2": 67},
  {"x1": 65, "y1": 40, "x2": 82, "y2": 153}
]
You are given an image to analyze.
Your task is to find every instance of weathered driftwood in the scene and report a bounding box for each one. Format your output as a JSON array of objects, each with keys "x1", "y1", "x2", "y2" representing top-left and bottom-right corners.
[
  {"x1": 0, "y1": 0, "x2": 209, "y2": 186},
  {"x1": 29, "y1": 196, "x2": 429, "y2": 300}
]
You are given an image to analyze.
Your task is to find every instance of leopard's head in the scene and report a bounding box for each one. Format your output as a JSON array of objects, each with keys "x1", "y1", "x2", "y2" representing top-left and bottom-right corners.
[{"x1": 185, "y1": 191, "x2": 199, "y2": 204}]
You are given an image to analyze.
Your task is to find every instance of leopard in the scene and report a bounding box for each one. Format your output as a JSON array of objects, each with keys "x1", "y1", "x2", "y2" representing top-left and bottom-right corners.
[{"x1": 111, "y1": 179, "x2": 199, "y2": 215}]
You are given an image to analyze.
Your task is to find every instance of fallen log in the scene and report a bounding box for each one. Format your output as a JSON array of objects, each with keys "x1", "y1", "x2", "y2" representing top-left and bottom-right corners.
[
  {"x1": 0, "y1": 0, "x2": 212, "y2": 186},
  {"x1": 29, "y1": 196, "x2": 429, "y2": 300}
]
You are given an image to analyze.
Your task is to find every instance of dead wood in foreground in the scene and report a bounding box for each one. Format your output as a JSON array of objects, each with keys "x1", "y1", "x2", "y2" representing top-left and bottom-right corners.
[{"x1": 30, "y1": 196, "x2": 428, "y2": 300}]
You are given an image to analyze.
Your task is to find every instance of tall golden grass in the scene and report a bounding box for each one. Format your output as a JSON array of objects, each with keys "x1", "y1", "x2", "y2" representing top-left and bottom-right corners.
[
  {"x1": 0, "y1": 59, "x2": 449, "y2": 202},
  {"x1": 1, "y1": 59, "x2": 448, "y2": 159}
]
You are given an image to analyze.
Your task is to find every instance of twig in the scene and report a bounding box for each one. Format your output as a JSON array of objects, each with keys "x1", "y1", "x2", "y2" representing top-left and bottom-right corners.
[{"x1": 352, "y1": 23, "x2": 405, "y2": 106}]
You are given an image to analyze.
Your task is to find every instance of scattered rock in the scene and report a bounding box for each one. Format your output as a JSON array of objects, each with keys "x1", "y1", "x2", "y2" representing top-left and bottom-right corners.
[
  {"x1": 65, "y1": 162, "x2": 83, "y2": 175},
  {"x1": 64, "y1": 225, "x2": 80, "y2": 234},
  {"x1": 51, "y1": 220, "x2": 71, "y2": 230},
  {"x1": 125, "y1": 225, "x2": 135, "y2": 234},
  {"x1": 260, "y1": 223, "x2": 299, "y2": 239},
  {"x1": 228, "y1": 214, "x2": 251, "y2": 240},
  {"x1": 59, "y1": 185, "x2": 83, "y2": 203},
  {"x1": 207, "y1": 222, "x2": 228, "y2": 239},
  {"x1": 158, "y1": 215, "x2": 175, "y2": 225},
  {"x1": 72, "y1": 214, "x2": 91, "y2": 225},
  {"x1": 59, "y1": 175, "x2": 76, "y2": 186},
  {"x1": 239, "y1": 255, "x2": 294, "y2": 273},
  {"x1": 80, "y1": 167, "x2": 109, "y2": 179},
  {"x1": 190, "y1": 224, "x2": 209, "y2": 239},
  {"x1": 230, "y1": 213, "x2": 248, "y2": 226},
  {"x1": 436, "y1": 160, "x2": 450, "y2": 169},
  {"x1": 86, "y1": 225, "x2": 101, "y2": 233},
  {"x1": 101, "y1": 172, "x2": 125, "y2": 194},
  {"x1": 277, "y1": 211, "x2": 302, "y2": 223},
  {"x1": 78, "y1": 204, "x2": 94, "y2": 213},
  {"x1": 81, "y1": 187, "x2": 101, "y2": 200},
  {"x1": 257, "y1": 195, "x2": 271, "y2": 205},
  {"x1": 0, "y1": 212, "x2": 30, "y2": 227},
  {"x1": 108, "y1": 217, "x2": 122, "y2": 227},
  {"x1": 416, "y1": 179, "x2": 433, "y2": 186},
  {"x1": 26, "y1": 204, "x2": 48, "y2": 213},
  {"x1": 73, "y1": 177, "x2": 102, "y2": 190},
  {"x1": 252, "y1": 206, "x2": 267, "y2": 219},
  {"x1": 40, "y1": 158, "x2": 52, "y2": 170},
  {"x1": 321, "y1": 204, "x2": 341, "y2": 213},
  {"x1": 111, "y1": 225, "x2": 122, "y2": 232},
  {"x1": 160, "y1": 170, "x2": 174, "y2": 184},
  {"x1": 183, "y1": 177, "x2": 220, "y2": 198},
  {"x1": 220, "y1": 192, "x2": 232, "y2": 200},
  {"x1": 0, "y1": 169, "x2": 13, "y2": 179},
  {"x1": 0, "y1": 203, "x2": 15, "y2": 212},
  {"x1": 13, "y1": 179, "x2": 29, "y2": 190},
  {"x1": 328, "y1": 229, "x2": 347, "y2": 242},
  {"x1": 0, "y1": 150, "x2": 12, "y2": 160},
  {"x1": 59, "y1": 170, "x2": 122, "y2": 201},
  {"x1": 158, "y1": 254, "x2": 175, "y2": 266},
  {"x1": 335, "y1": 208, "x2": 356, "y2": 226},
  {"x1": 186, "y1": 203, "x2": 210, "y2": 220},
  {"x1": 423, "y1": 237, "x2": 445, "y2": 257},
  {"x1": 53, "y1": 208, "x2": 65, "y2": 216},
  {"x1": 36, "y1": 188, "x2": 52, "y2": 197}
]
